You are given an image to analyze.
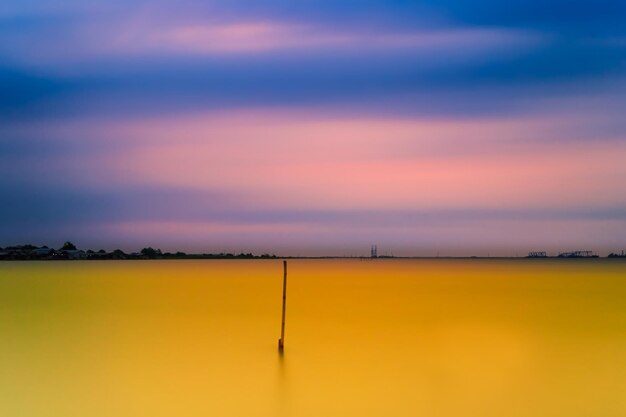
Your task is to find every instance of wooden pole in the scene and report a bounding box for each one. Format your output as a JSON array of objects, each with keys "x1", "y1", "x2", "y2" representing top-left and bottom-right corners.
[{"x1": 278, "y1": 260, "x2": 287, "y2": 351}]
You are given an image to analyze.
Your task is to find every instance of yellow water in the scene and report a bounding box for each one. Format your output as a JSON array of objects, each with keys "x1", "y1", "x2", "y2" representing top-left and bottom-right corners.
[{"x1": 0, "y1": 259, "x2": 625, "y2": 417}]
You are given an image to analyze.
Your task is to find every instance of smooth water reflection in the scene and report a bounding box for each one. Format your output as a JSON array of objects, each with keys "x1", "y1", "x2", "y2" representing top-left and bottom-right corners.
[{"x1": 1, "y1": 259, "x2": 625, "y2": 416}]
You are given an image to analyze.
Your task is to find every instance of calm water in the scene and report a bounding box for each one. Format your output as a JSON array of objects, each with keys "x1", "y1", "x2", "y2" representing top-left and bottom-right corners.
[{"x1": 1, "y1": 259, "x2": 625, "y2": 417}]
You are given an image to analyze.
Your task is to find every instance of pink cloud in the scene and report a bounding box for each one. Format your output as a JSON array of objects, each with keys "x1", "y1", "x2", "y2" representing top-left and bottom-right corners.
[
  {"x1": 153, "y1": 22, "x2": 542, "y2": 54},
  {"x1": 6, "y1": 108, "x2": 624, "y2": 214},
  {"x1": 0, "y1": 13, "x2": 544, "y2": 67},
  {"x1": 99, "y1": 109, "x2": 626, "y2": 211}
]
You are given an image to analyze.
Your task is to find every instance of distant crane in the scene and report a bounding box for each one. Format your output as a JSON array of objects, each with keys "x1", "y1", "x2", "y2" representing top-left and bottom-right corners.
[{"x1": 371, "y1": 245, "x2": 378, "y2": 258}]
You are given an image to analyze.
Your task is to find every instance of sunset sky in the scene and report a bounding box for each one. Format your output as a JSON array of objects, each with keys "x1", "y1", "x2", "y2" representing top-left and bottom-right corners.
[{"x1": 1, "y1": 0, "x2": 625, "y2": 255}]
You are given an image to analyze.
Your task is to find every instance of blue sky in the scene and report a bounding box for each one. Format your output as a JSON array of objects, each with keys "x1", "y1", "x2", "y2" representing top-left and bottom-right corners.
[{"x1": 1, "y1": 0, "x2": 625, "y2": 255}]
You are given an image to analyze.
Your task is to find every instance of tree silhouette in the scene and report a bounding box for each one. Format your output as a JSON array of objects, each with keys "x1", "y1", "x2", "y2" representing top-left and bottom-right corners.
[
  {"x1": 141, "y1": 247, "x2": 162, "y2": 258},
  {"x1": 60, "y1": 241, "x2": 77, "y2": 251}
]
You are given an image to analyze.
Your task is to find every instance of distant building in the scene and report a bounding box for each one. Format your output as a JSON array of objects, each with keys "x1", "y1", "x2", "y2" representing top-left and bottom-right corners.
[
  {"x1": 32, "y1": 247, "x2": 53, "y2": 257},
  {"x1": 528, "y1": 251, "x2": 547, "y2": 258},
  {"x1": 62, "y1": 250, "x2": 86, "y2": 260},
  {"x1": 558, "y1": 251, "x2": 597, "y2": 258}
]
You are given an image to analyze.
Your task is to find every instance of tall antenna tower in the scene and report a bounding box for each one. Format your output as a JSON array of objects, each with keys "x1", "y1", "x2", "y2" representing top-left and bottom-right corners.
[{"x1": 371, "y1": 245, "x2": 378, "y2": 258}]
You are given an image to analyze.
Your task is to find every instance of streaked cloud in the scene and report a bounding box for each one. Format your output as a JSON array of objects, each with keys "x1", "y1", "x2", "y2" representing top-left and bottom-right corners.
[
  {"x1": 3, "y1": 108, "x2": 625, "y2": 214},
  {"x1": 0, "y1": 13, "x2": 544, "y2": 67},
  {"x1": 0, "y1": 0, "x2": 625, "y2": 254},
  {"x1": 133, "y1": 22, "x2": 542, "y2": 55}
]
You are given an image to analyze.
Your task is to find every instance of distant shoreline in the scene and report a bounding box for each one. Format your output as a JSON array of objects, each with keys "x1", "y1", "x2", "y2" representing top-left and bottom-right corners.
[
  {"x1": 2, "y1": 256, "x2": 626, "y2": 261},
  {"x1": 1, "y1": 243, "x2": 624, "y2": 260}
]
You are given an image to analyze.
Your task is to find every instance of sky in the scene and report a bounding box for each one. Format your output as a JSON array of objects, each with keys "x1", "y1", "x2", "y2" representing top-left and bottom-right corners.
[{"x1": 1, "y1": 0, "x2": 626, "y2": 256}]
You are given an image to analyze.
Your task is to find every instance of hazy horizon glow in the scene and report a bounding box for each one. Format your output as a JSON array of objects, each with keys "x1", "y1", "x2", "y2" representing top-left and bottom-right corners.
[{"x1": 1, "y1": 0, "x2": 625, "y2": 255}]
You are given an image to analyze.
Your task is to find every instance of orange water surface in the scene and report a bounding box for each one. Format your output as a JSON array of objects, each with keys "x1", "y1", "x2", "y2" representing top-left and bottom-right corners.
[{"x1": 1, "y1": 259, "x2": 625, "y2": 416}]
